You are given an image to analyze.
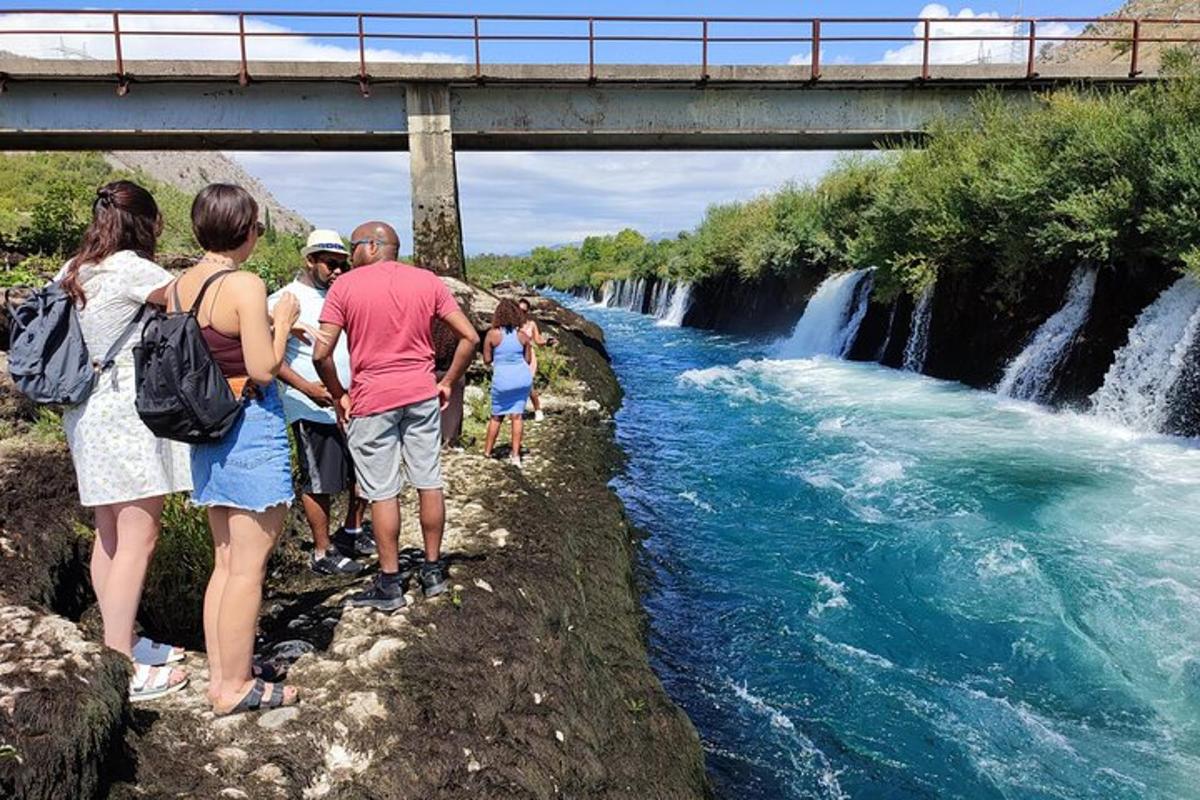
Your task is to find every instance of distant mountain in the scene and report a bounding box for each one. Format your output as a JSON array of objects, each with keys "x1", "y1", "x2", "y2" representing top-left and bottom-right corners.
[
  {"x1": 1044, "y1": 1, "x2": 1200, "y2": 68},
  {"x1": 104, "y1": 151, "x2": 310, "y2": 235}
]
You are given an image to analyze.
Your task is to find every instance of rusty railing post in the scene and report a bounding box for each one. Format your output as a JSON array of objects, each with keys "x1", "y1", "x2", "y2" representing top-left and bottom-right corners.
[
  {"x1": 237, "y1": 13, "x2": 250, "y2": 86},
  {"x1": 811, "y1": 19, "x2": 821, "y2": 80},
  {"x1": 112, "y1": 11, "x2": 128, "y2": 95},
  {"x1": 921, "y1": 18, "x2": 931, "y2": 80},
  {"x1": 473, "y1": 16, "x2": 482, "y2": 82},
  {"x1": 1129, "y1": 19, "x2": 1142, "y2": 77},
  {"x1": 358, "y1": 14, "x2": 370, "y2": 97},
  {"x1": 1025, "y1": 19, "x2": 1038, "y2": 79},
  {"x1": 700, "y1": 19, "x2": 709, "y2": 81},
  {"x1": 588, "y1": 18, "x2": 596, "y2": 83}
]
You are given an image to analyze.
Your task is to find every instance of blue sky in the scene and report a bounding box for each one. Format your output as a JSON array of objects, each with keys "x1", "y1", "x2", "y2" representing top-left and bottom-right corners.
[{"x1": 2, "y1": 1, "x2": 1119, "y2": 252}]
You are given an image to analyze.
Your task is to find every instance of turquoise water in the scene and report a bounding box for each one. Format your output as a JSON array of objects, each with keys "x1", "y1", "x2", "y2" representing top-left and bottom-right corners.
[{"x1": 559, "y1": 296, "x2": 1200, "y2": 800}]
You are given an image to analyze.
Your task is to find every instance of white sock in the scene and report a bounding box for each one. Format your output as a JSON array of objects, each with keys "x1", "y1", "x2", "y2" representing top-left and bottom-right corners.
[{"x1": 343, "y1": 527, "x2": 361, "y2": 535}]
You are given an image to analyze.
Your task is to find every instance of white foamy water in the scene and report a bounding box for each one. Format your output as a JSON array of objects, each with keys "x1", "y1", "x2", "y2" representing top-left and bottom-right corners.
[
  {"x1": 902, "y1": 284, "x2": 934, "y2": 372},
  {"x1": 778, "y1": 269, "x2": 873, "y2": 358},
  {"x1": 1090, "y1": 275, "x2": 1200, "y2": 433},
  {"x1": 657, "y1": 282, "x2": 694, "y2": 327},
  {"x1": 997, "y1": 267, "x2": 1097, "y2": 402}
]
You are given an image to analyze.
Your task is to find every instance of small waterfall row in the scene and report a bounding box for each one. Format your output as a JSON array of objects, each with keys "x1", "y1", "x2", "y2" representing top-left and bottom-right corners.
[
  {"x1": 593, "y1": 277, "x2": 694, "y2": 325},
  {"x1": 778, "y1": 269, "x2": 873, "y2": 358},
  {"x1": 1090, "y1": 275, "x2": 1200, "y2": 433},
  {"x1": 902, "y1": 285, "x2": 934, "y2": 373},
  {"x1": 997, "y1": 267, "x2": 1097, "y2": 402}
]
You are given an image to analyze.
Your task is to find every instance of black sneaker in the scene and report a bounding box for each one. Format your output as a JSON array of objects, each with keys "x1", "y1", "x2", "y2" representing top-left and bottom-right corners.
[
  {"x1": 333, "y1": 527, "x2": 376, "y2": 558},
  {"x1": 311, "y1": 552, "x2": 364, "y2": 576},
  {"x1": 347, "y1": 574, "x2": 408, "y2": 611},
  {"x1": 418, "y1": 559, "x2": 450, "y2": 598}
]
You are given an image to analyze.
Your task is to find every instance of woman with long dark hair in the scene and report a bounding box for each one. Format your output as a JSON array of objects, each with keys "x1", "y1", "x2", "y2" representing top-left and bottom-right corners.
[
  {"x1": 172, "y1": 183, "x2": 300, "y2": 716},
  {"x1": 483, "y1": 298, "x2": 533, "y2": 467},
  {"x1": 60, "y1": 180, "x2": 192, "y2": 701}
]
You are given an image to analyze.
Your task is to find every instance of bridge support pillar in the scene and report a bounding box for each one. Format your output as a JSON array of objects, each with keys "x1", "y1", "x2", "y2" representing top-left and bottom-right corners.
[{"x1": 406, "y1": 83, "x2": 466, "y2": 280}]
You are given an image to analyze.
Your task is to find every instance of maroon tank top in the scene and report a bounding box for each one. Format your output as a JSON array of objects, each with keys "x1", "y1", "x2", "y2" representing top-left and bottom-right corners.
[
  {"x1": 173, "y1": 270, "x2": 247, "y2": 378},
  {"x1": 201, "y1": 326, "x2": 247, "y2": 378}
]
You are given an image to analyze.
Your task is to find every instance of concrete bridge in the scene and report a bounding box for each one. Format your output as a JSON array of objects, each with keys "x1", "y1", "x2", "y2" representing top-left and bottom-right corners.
[{"x1": 0, "y1": 10, "x2": 1183, "y2": 277}]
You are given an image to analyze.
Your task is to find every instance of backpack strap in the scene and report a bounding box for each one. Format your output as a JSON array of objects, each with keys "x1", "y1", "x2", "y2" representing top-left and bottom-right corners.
[
  {"x1": 188, "y1": 270, "x2": 236, "y2": 317},
  {"x1": 94, "y1": 304, "x2": 147, "y2": 374}
]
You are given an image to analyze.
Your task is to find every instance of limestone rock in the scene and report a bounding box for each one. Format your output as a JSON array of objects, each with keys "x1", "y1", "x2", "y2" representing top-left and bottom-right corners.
[{"x1": 0, "y1": 605, "x2": 128, "y2": 800}]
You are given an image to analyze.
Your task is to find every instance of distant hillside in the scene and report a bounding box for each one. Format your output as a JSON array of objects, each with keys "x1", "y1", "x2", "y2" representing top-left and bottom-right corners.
[
  {"x1": 1046, "y1": 1, "x2": 1200, "y2": 68},
  {"x1": 104, "y1": 151, "x2": 309, "y2": 235}
]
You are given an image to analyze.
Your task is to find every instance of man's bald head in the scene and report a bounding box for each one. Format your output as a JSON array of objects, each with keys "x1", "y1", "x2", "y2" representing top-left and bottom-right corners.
[{"x1": 350, "y1": 220, "x2": 400, "y2": 266}]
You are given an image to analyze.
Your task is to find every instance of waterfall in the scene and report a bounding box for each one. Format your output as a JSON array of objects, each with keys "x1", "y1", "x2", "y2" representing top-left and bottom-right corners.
[
  {"x1": 658, "y1": 283, "x2": 694, "y2": 327},
  {"x1": 778, "y1": 269, "x2": 873, "y2": 358},
  {"x1": 600, "y1": 280, "x2": 617, "y2": 307},
  {"x1": 1090, "y1": 275, "x2": 1200, "y2": 433},
  {"x1": 997, "y1": 267, "x2": 1097, "y2": 402},
  {"x1": 650, "y1": 280, "x2": 672, "y2": 318},
  {"x1": 902, "y1": 285, "x2": 934, "y2": 372}
]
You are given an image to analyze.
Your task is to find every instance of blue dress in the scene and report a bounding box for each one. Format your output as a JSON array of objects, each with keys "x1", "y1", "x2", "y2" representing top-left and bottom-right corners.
[{"x1": 491, "y1": 328, "x2": 533, "y2": 416}]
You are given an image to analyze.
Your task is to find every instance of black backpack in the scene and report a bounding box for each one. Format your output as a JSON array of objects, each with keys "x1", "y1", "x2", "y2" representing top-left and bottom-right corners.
[{"x1": 133, "y1": 270, "x2": 244, "y2": 444}]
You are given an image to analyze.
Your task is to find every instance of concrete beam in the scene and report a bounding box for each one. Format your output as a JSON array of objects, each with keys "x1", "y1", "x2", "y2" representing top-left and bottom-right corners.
[
  {"x1": 0, "y1": 78, "x2": 1029, "y2": 151},
  {"x1": 407, "y1": 83, "x2": 465, "y2": 281}
]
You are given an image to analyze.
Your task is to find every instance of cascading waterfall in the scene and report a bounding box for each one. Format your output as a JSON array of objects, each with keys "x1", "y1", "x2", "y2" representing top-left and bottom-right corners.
[
  {"x1": 902, "y1": 285, "x2": 934, "y2": 372},
  {"x1": 997, "y1": 267, "x2": 1097, "y2": 402},
  {"x1": 778, "y1": 269, "x2": 873, "y2": 358},
  {"x1": 1090, "y1": 275, "x2": 1200, "y2": 433},
  {"x1": 658, "y1": 283, "x2": 694, "y2": 328},
  {"x1": 600, "y1": 280, "x2": 617, "y2": 307}
]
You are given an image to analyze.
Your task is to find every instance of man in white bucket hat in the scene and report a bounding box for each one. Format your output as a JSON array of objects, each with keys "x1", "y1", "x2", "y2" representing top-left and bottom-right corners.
[{"x1": 268, "y1": 229, "x2": 371, "y2": 574}]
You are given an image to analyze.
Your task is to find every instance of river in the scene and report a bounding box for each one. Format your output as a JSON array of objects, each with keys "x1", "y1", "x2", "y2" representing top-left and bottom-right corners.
[{"x1": 555, "y1": 293, "x2": 1200, "y2": 799}]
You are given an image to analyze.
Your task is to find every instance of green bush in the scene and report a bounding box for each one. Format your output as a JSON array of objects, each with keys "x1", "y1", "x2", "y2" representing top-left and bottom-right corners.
[
  {"x1": 141, "y1": 495, "x2": 213, "y2": 648},
  {"x1": 480, "y1": 75, "x2": 1200, "y2": 304}
]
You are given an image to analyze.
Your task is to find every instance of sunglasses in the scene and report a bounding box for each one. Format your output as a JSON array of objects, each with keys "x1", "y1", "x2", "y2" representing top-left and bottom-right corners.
[
  {"x1": 317, "y1": 256, "x2": 349, "y2": 271},
  {"x1": 254, "y1": 221, "x2": 266, "y2": 237}
]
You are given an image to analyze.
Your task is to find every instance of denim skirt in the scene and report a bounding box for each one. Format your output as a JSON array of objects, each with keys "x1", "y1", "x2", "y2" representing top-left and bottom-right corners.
[{"x1": 191, "y1": 381, "x2": 293, "y2": 512}]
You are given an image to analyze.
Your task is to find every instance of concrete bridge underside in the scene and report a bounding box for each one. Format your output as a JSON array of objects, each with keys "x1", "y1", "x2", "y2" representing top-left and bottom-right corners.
[{"x1": 0, "y1": 58, "x2": 1153, "y2": 277}]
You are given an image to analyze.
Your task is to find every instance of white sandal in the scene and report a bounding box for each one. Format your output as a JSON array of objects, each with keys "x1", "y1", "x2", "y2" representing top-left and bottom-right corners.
[
  {"x1": 132, "y1": 635, "x2": 186, "y2": 666},
  {"x1": 129, "y1": 662, "x2": 188, "y2": 702}
]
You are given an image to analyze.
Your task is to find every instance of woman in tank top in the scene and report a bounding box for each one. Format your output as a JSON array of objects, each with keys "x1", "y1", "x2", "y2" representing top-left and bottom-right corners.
[
  {"x1": 483, "y1": 298, "x2": 534, "y2": 467},
  {"x1": 171, "y1": 184, "x2": 300, "y2": 716}
]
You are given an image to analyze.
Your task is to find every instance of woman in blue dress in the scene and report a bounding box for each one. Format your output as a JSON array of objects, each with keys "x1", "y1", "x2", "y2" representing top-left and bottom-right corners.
[{"x1": 483, "y1": 298, "x2": 534, "y2": 467}]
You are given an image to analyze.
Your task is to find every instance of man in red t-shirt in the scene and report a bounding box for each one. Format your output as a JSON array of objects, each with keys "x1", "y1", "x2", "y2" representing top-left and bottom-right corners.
[{"x1": 314, "y1": 221, "x2": 479, "y2": 611}]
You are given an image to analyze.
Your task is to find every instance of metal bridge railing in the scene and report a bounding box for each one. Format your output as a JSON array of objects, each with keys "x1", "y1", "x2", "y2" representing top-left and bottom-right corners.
[{"x1": 0, "y1": 9, "x2": 1197, "y2": 95}]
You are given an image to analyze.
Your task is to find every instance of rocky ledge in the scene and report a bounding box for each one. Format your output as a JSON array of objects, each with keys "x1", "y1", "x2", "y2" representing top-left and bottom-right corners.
[{"x1": 0, "y1": 288, "x2": 709, "y2": 799}]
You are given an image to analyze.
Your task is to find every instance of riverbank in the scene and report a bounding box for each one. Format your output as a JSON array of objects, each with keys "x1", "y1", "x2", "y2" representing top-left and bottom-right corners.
[{"x1": 0, "y1": 287, "x2": 708, "y2": 799}]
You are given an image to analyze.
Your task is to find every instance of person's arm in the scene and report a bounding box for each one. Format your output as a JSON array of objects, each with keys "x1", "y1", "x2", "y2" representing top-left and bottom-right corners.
[
  {"x1": 312, "y1": 321, "x2": 349, "y2": 425},
  {"x1": 439, "y1": 310, "x2": 479, "y2": 383},
  {"x1": 520, "y1": 331, "x2": 533, "y2": 365},
  {"x1": 528, "y1": 320, "x2": 549, "y2": 347},
  {"x1": 234, "y1": 274, "x2": 297, "y2": 385},
  {"x1": 277, "y1": 361, "x2": 332, "y2": 407},
  {"x1": 482, "y1": 329, "x2": 496, "y2": 365}
]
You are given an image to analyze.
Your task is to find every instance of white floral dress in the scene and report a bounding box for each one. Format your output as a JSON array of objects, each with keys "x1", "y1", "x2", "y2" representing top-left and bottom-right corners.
[{"x1": 60, "y1": 251, "x2": 193, "y2": 507}]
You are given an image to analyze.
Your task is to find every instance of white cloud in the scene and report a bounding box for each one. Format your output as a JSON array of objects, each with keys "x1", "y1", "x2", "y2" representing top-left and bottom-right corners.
[
  {"x1": 230, "y1": 151, "x2": 846, "y2": 255},
  {"x1": 881, "y1": 4, "x2": 1076, "y2": 65},
  {"x1": 0, "y1": 13, "x2": 463, "y2": 63}
]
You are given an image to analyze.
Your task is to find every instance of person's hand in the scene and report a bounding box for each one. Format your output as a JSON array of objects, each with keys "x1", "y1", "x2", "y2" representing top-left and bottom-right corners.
[
  {"x1": 303, "y1": 380, "x2": 333, "y2": 407},
  {"x1": 335, "y1": 393, "x2": 352, "y2": 430},
  {"x1": 272, "y1": 291, "x2": 300, "y2": 330},
  {"x1": 437, "y1": 380, "x2": 452, "y2": 411}
]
